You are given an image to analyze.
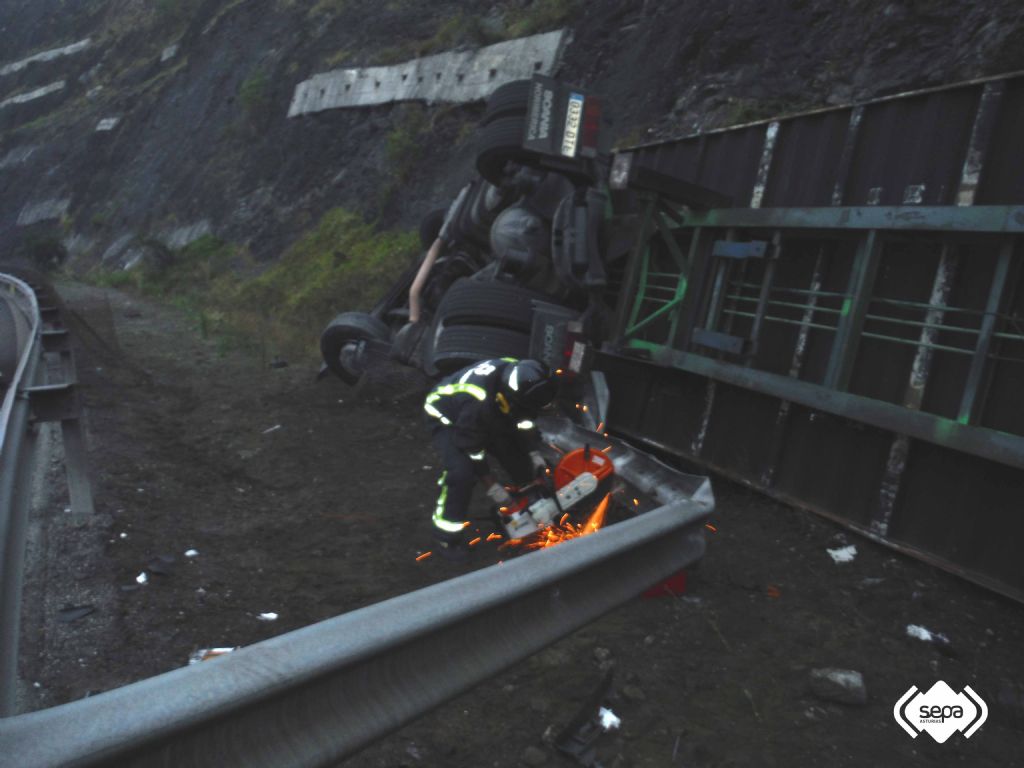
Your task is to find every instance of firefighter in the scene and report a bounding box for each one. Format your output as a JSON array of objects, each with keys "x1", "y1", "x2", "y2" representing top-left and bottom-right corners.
[{"x1": 423, "y1": 358, "x2": 558, "y2": 560}]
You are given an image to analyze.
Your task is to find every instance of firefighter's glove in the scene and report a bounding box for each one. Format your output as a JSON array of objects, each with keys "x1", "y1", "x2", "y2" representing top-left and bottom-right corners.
[
  {"x1": 529, "y1": 451, "x2": 550, "y2": 479},
  {"x1": 486, "y1": 483, "x2": 513, "y2": 508}
]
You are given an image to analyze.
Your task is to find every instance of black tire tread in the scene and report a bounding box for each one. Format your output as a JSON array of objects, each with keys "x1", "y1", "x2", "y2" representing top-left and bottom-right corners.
[
  {"x1": 432, "y1": 325, "x2": 530, "y2": 374},
  {"x1": 481, "y1": 80, "x2": 531, "y2": 125},
  {"x1": 476, "y1": 116, "x2": 535, "y2": 186},
  {"x1": 435, "y1": 278, "x2": 550, "y2": 332}
]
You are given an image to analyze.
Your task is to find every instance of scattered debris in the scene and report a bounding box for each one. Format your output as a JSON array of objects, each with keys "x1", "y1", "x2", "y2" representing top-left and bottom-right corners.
[
  {"x1": 555, "y1": 670, "x2": 615, "y2": 767},
  {"x1": 257, "y1": 612, "x2": 279, "y2": 622},
  {"x1": 119, "y1": 532, "x2": 128, "y2": 539},
  {"x1": 766, "y1": 584, "x2": 781, "y2": 598},
  {"x1": 827, "y1": 544, "x2": 858, "y2": 564},
  {"x1": 135, "y1": 572, "x2": 148, "y2": 585},
  {"x1": 185, "y1": 549, "x2": 199, "y2": 558},
  {"x1": 188, "y1": 647, "x2": 238, "y2": 665},
  {"x1": 262, "y1": 424, "x2": 282, "y2": 435},
  {"x1": 593, "y1": 647, "x2": 612, "y2": 663},
  {"x1": 906, "y1": 624, "x2": 954, "y2": 654},
  {"x1": 809, "y1": 668, "x2": 867, "y2": 706},
  {"x1": 598, "y1": 707, "x2": 621, "y2": 731},
  {"x1": 859, "y1": 577, "x2": 884, "y2": 587},
  {"x1": 32, "y1": 682, "x2": 41, "y2": 689},
  {"x1": 404, "y1": 743, "x2": 423, "y2": 761},
  {"x1": 57, "y1": 605, "x2": 95, "y2": 623}
]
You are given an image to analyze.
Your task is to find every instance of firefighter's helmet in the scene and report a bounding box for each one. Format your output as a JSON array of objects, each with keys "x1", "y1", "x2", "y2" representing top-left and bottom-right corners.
[{"x1": 500, "y1": 359, "x2": 557, "y2": 416}]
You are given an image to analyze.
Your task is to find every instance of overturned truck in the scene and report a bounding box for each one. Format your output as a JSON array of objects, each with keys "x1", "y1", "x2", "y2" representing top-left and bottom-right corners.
[{"x1": 321, "y1": 71, "x2": 1024, "y2": 602}]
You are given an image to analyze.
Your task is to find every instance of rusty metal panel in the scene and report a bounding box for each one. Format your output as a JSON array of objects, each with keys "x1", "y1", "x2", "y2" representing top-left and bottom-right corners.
[
  {"x1": 892, "y1": 441, "x2": 1024, "y2": 591},
  {"x1": 762, "y1": 110, "x2": 851, "y2": 207},
  {"x1": 976, "y1": 77, "x2": 1024, "y2": 204},
  {"x1": 623, "y1": 72, "x2": 1024, "y2": 208},
  {"x1": 844, "y1": 88, "x2": 978, "y2": 206}
]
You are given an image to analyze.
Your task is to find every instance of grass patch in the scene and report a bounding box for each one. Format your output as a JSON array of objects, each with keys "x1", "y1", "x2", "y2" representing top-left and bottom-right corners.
[
  {"x1": 504, "y1": 0, "x2": 579, "y2": 37},
  {"x1": 385, "y1": 104, "x2": 429, "y2": 179},
  {"x1": 88, "y1": 212, "x2": 418, "y2": 362},
  {"x1": 373, "y1": 13, "x2": 498, "y2": 64},
  {"x1": 239, "y1": 69, "x2": 270, "y2": 115}
]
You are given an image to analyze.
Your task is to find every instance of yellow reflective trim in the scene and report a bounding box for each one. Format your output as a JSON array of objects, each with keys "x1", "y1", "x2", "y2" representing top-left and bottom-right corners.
[
  {"x1": 495, "y1": 392, "x2": 510, "y2": 414},
  {"x1": 425, "y1": 382, "x2": 487, "y2": 404},
  {"x1": 433, "y1": 471, "x2": 467, "y2": 532}
]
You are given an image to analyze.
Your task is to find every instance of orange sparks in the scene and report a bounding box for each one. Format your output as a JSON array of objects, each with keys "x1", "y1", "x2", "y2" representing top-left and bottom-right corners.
[
  {"x1": 486, "y1": 533, "x2": 503, "y2": 542},
  {"x1": 415, "y1": 551, "x2": 432, "y2": 562},
  {"x1": 523, "y1": 494, "x2": 611, "y2": 551},
  {"x1": 705, "y1": 523, "x2": 718, "y2": 533},
  {"x1": 468, "y1": 537, "x2": 482, "y2": 546},
  {"x1": 766, "y1": 584, "x2": 781, "y2": 599},
  {"x1": 581, "y1": 404, "x2": 589, "y2": 413},
  {"x1": 633, "y1": 498, "x2": 640, "y2": 507},
  {"x1": 596, "y1": 421, "x2": 605, "y2": 433},
  {"x1": 601, "y1": 445, "x2": 612, "y2": 453},
  {"x1": 548, "y1": 442, "x2": 565, "y2": 455}
]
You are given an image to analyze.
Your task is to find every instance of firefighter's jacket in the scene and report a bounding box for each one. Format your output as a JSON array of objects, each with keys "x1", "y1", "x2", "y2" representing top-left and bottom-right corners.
[{"x1": 423, "y1": 358, "x2": 542, "y2": 458}]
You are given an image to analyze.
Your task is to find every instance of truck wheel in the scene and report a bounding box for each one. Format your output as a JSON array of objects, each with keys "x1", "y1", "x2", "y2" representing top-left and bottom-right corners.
[
  {"x1": 434, "y1": 278, "x2": 547, "y2": 333},
  {"x1": 476, "y1": 116, "x2": 535, "y2": 186},
  {"x1": 481, "y1": 80, "x2": 531, "y2": 125},
  {"x1": 320, "y1": 312, "x2": 390, "y2": 385},
  {"x1": 427, "y1": 324, "x2": 531, "y2": 375}
]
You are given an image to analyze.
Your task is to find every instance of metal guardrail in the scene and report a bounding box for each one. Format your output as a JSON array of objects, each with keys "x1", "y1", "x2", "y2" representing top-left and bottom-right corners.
[
  {"x1": 0, "y1": 415, "x2": 712, "y2": 767},
  {"x1": 0, "y1": 273, "x2": 42, "y2": 717}
]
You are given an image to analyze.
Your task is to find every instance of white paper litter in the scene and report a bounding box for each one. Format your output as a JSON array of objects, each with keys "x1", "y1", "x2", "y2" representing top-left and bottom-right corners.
[
  {"x1": 257, "y1": 612, "x2": 279, "y2": 621},
  {"x1": 262, "y1": 424, "x2": 282, "y2": 434},
  {"x1": 184, "y1": 549, "x2": 199, "y2": 558},
  {"x1": 598, "y1": 706, "x2": 621, "y2": 731},
  {"x1": 907, "y1": 624, "x2": 950, "y2": 644},
  {"x1": 135, "y1": 572, "x2": 148, "y2": 585},
  {"x1": 119, "y1": 532, "x2": 128, "y2": 539},
  {"x1": 827, "y1": 544, "x2": 858, "y2": 563},
  {"x1": 188, "y1": 647, "x2": 238, "y2": 665}
]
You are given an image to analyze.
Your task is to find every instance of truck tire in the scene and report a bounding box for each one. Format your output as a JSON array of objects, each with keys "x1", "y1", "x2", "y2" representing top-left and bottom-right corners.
[
  {"x1": 430, "y1": 325, "x2": 531, "y2": 375},
  {"x1": 476, "y1": 116, "x2": 534, "y2": 186},
  {"x1": 481, "y1": 80, "x2": 531, "y2": 125},
  {"x1": 433, "y1": 278, "x2": 548, "y2": 333},
  {"x1": 320, "y1": 312, "x2": 390, "y2": 385}
]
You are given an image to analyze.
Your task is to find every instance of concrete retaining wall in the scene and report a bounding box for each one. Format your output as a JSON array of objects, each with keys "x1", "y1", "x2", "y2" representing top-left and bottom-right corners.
[{"x1": 287, "y1": 29, "x2": 569, "y2": 117}]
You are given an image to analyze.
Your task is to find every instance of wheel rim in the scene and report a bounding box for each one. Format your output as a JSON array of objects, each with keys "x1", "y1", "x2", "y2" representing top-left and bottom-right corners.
[{"x1": 338, "y1": 339, "x2": 368, "y2": 379}]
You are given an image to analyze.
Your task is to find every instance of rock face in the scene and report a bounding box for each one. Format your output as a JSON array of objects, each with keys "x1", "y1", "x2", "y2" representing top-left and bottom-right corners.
[
  {"x1": 0, "y1": 0, "x2": 1022, "y2": 270},
  {"x1": 809, "y1": 667, "x2": 868, "y2": 706}
]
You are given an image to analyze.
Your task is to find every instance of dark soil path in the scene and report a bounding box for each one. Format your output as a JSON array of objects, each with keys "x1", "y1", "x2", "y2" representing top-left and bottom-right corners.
[{"x1": 18, "y1": 281, "x2": 1024, "y2": 767}]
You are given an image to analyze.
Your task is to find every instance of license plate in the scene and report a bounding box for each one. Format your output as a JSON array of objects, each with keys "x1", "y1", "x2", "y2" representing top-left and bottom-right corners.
[{"x1": 561, "y1": 92, "x2": 584, "y2": 158}]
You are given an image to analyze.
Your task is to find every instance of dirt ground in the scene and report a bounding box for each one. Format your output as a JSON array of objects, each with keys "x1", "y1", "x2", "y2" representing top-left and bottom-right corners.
[{"x1": 17, "y1": 280, "x2": 1024, "y2": 767}]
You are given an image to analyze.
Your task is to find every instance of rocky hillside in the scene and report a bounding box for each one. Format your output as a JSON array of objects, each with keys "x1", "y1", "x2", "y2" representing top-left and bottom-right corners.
[{"x1": 1, "y1": 0, "x2": 1022, "y2": 276}]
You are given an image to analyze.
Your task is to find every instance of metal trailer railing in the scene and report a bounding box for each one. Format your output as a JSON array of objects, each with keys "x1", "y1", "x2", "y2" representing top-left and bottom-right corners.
[
  {"x1": 602, "y1": 71, "x2": 1024, "y2": 601},
  {"x1": 0, "y1": 417, "x2": 711, "y2": 767}
]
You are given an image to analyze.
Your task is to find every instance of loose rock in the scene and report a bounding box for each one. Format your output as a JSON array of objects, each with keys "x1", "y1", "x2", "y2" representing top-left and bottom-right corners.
[{"x1": 809, "y1": 668, "x2": 867, "y2": 706}]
